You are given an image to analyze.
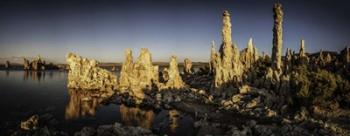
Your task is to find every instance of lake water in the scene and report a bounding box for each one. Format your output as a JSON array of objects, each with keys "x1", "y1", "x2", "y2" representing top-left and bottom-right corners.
[{"x1": 0, "y1": 70, "x2": 194, "y2": 135}]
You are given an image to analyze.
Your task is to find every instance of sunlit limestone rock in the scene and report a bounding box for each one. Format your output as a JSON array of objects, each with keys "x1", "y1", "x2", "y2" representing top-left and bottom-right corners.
[
  {"x1": 184, "y1": 58, "x2": 193, "y2": 74},
  {"x1": 209, "y1": 41, "x2": 218, "y2": 74},
  {"x1": 119, "y1": 49, "x2": 134, "y2": 89},
  {"x1": 340, "y1": 46, "x2": 350, "y2": 64},
  {"x1": 271, "y1": 3, "x2": 283, "y2": 72},
  {"x1": 162, "y1": 68, "x2": 169, "y2": 82},
  {"x1": 23, "y1": 58, "x2": 30, "y2": 70},
  {"x1": 214, "y1": 55, "x2": 223, "y2": 87},
  {"x1": 220, "y1": 10, "x2": 235, "y2": 83},
  {"x1": 20, "y1": 115, "x2": 39, "y2": 130},
  {"x1": 164, "y1": 56, "x2": 185, "y2": 89},
  {"x1": 325, "y1": 53, "x2": 332, "y2": 65},
  {"x1": 31, "y1": 55, "x2": 45, "y2": 71},
  {"x1": 132, "y1": 48, "x2": 159, "y2": 91},
  {"x1": 5, "y1": 60, "x2": 10, "y2": 69},
  {"x1": 240, "y1": 38, "x2": 259, "y2": 70},
  {"x1": 212, "y1": 10, "x2": 243, "y2": 89},
  {"x1": 66, "y1": 53, "x2": 118, "y2": 91},
  {"x1": 263, "y1": 67, "x2": 281, "y2": 90},
  {"x1": 264, "y1": 3, "x2": 284, "y2": 90},
  {"x1": 298, "y1": 39, "x2": 309, "y2": 64},
  {"x1": 119, "y1": 48, "x2": 159, "y2": 102}
]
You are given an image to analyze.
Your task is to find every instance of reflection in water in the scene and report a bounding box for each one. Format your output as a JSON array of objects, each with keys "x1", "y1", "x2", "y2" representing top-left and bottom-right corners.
[
  {"x1": 23, "y1": 71, "x2": 45, "y2": 81},
  {"x1": 6, "y1": 70, "x2": 10, "y2": 77},
  {"x1": 119, "y1": 104, "x2": 154, "y2": 129},
  {"x1": 169, "y1": 110, "x2": 179, "y2": 132},
  {"x1": 65, "y1": 89, "x2": 104, "y2": 120}
]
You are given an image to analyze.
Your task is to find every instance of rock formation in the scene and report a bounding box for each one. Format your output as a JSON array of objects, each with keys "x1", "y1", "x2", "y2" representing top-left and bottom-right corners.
[
  {"x1": 31, "y1": 56, "x2": 45, "y2": 71},
  {"x1": 23, "y1": 58, "x2": 30, "y2": 70},
  {"x1": 271, "y1": 3, "x2": 284, "y2": 72},
  {"x1": 209, "y1": 41, "x2": 218, "y2": 74},
  {"x1": 298, "y1": 39, "x2": 309, "y2": 64},
  {"x1": 164, "y1": 56, "x2": 185, "y2": 89},
  {"x1": 22, "y1": 56, "x2": 47, "y2": 70},
  {"x1": 118, "y1": 48, "x2": 159, "y2": 101},
  {"x1": 220, "y1": 10, "x2": 235, "y2": 84},
  {"x1": 5, "y1": 60, "x2": 10, "y2": 69},
  {"x1": 132, "y1": 48, "x2": 159, "y2": 90},
  {"x1": 20, "y1": 115, "x2": 39, "y2": 130},
  {"x1": 240, "y1": 38, "x2": 259, "y2": 70},
  {"x1": 212, "y1": 10, "x2": 243, "y2": 89},
  {"x1": 284, "y1": 48, "x2": 292, "y2": 74},
  {"x1": 184, "y1": 58, "x2": 193, "y2": 74},
  {"x1": 341, "y1": 46, "x2": 350, "y2": 64},
  {"x1": 66, "y1": 53, "x2": 118, "y2": 91},
  {"x1": 119, "y1": 49, "x2": 134, "y2": 89}
]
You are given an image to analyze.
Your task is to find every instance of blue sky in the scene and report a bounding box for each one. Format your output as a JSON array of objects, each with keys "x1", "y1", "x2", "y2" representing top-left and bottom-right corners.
[{"x1": 0, "y1": 0, "x2": 349, "y2": 63}]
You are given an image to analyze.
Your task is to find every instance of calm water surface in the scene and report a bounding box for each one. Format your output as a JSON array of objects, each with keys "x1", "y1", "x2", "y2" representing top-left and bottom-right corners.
[{"x1": 0, "y1": 70, "x2": 194, "y2": 135}]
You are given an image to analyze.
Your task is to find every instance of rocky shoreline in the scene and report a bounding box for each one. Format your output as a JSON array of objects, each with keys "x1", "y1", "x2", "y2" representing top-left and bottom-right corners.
[{"x1": 3, "y1": 2, "x2": 350, "y2": 136}]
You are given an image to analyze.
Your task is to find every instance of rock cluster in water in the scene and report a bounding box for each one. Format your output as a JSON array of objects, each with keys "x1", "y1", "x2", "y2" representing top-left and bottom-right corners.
[
  {"x1": 66, "y1": 53, "x2": 118, "y2": 91},
  {"x1": 22, "y1": 56, "x2": 46, "y2": 71}
]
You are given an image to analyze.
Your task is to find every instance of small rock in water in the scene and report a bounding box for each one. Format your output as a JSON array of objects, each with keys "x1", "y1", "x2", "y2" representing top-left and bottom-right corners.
[{"x1": 20, "y1": 115, "x2": 39, "y2": 130}]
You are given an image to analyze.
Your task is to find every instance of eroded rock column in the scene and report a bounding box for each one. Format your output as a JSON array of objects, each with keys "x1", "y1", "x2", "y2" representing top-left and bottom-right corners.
[
  {"x1": 119, "y1": 49, "x2": 134, "y2": 89},
  {"x1": 23, "y1": 58, "x2": 30, "y2": 70},
  {"x1": 165, "y1": 56, "x2": 185, "y2": 89},
  {"x1": 209, "y1": 41, "x2": 217, "y2": 74},
  {"x1": 5, "y1": 60, "x2": 10, "y2": 69},
  {"x1": 272, "y1": 3, "x2": 283, "y2": 72},
  {"x1": 298, "y1": 39, "x2": 309, "y2": 64},
  {"x1": 184, "y1": 58, "x2": 193, "y2": 74}
]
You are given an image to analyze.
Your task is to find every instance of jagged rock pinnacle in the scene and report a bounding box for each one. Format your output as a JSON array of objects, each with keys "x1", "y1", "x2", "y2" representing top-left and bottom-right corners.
[
  {"x1": 184, "y1": 58, "x2": 193, "y2": 74},
  {"x1": 165, "y1": 55, "x2": 185, "y2": 89},
  {"x1": 272, "y1": 3, "x2": 283, "y2": 72}
]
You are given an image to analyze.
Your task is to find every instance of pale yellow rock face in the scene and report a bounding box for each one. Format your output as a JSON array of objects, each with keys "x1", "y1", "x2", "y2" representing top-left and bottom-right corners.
[
  {"x1": 209, "y1": 41, "x2": 217, "y2": 74},
  {"x1": 132, "y1": 48, "x2": 159, "y2": 91},
  {"x1": 299, "y1": 39, "x2": 306, "y2": 58},
  {"x1": 272, "y1": 3, "x2": 283, "y2": 72},
  {"x1": 298, "y1": 39, "x2": 309, "y2": 64},
  {"x1": 222, "y1": 10, "x2": 232, "y2": 48},
  {"x1": 184, "y1": 58, "x2": 193, "y2": 74},
  {"x1": 212, "y1": 10, "x2": 243, "y2": 88},
  {"x1": 66, "y1": 53, "x2": 118, "y2": 91},
  {"x1": 23, "y1": 58, "x2": 30, "y2": 70},
  {"x1": 165, "y1": 56, "x2": 185, "y2": 89},
  {"x1": 118, "y1": 48, "x2": 159, "y2": 101},
  {"x1": 240, "y1": 38, "x2": 259, "y2": 70},
  {"x1": 119, "y1": 49, "x2": 134, "y2": 89}
]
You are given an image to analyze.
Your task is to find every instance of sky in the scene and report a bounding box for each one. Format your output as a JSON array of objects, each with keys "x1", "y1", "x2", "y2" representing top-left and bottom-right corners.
[{"x1": 0, "y1": 0, "x2": 349, "y2": 63}]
